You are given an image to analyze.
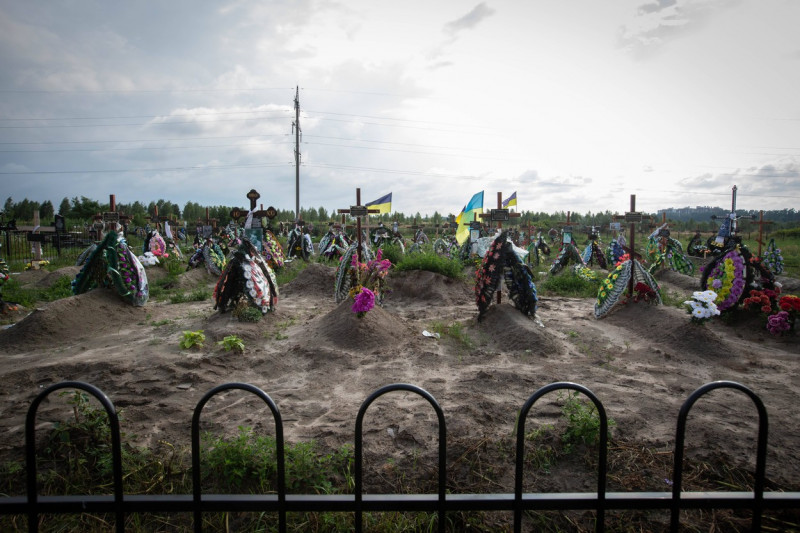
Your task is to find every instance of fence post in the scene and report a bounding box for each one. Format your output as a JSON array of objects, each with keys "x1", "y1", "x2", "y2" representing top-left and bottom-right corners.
[
  {"x1": 25, "y1": 382, "x2": 125, "y2": 533},
  {"x1": 354, "y1": 384, "x2": 447, "y2": 533},
  {"x1": 514, "y1": 382, "x2": 609, "y2": 533},
  {"x1": 671, "y1": 381, "x2": 768, "y2": 532},
  {"x1": 191, "y1": 383, "x2": 286, "y2": 533}
]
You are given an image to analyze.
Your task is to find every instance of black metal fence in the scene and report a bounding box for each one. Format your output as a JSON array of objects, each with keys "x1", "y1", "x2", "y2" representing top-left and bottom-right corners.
[
  {"x1": 1, "y1": 380, "x2": 798, "y2": 533},
  {"x1": 1, "y1": 227, "x2": 96, "y2": 264}
]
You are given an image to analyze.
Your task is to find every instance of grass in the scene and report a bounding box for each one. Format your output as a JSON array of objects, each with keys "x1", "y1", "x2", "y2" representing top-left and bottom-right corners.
[
  {"x1": 275, "y1": 259, "x2": 311, "y2": 286},
  {"x1": 429, "y1": 320, "x2": 475, "y2": 351},
  {"x1": 393, "y1": 250, "x2": 466, "y2": 280},
  {"x1": 169, "y1": 287, "x2": 211, "y2": 304},
  {"x1": 1, "y1": 275, "x2": 73, "y2": 307},
  {"x1": 538, "y1": 270, "x2": 600, "y2": 298}
]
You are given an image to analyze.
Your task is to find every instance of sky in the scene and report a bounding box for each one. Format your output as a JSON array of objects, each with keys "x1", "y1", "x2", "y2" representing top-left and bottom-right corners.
[{"x1": 1, "y1": 0, "x2": 799, "y2": 220}]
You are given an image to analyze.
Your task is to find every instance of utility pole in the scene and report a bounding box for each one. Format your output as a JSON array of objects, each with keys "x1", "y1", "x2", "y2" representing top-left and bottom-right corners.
[{"x1": 292, "y1": 86, "x2": 302, "y2": 221}]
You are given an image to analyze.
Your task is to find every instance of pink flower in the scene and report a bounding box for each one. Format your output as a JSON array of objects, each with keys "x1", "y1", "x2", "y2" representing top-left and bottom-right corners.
[{"x1": 352, "y1": 288, "x2": 375, "y2": 316}]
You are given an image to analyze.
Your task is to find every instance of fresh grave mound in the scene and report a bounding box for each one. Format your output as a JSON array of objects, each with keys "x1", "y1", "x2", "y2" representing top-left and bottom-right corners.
[
  {"x1": 204, "y1": 307, "x2": 294, "y2": 342},
  {"x1": 306, "y1": 299, "x2": 419, "y2": 352},
  {"x1": 0, "y1": 288, "x2": 147, "y2": 353},
  {"x1": 474, "y1": 304, "x2": 563, "y2": 356},
  {"x1": 174, "y1": 266, "x2": 217, "y2": 290},
  {"x1": 385, "y1": 270, "x2": 472, "y2": 306},
  {"x1": 600, "y1": 300, "x2": 733, "y2": 357},
  {"x1": 33, "y1": 266, "x2": 82, "y2": 288},
  {"x1": 280, "y1": 263, "x2": 335, "y2": 299},
  {"x1": 654, "y1": 269, "x2": 700, "y2": 292}
]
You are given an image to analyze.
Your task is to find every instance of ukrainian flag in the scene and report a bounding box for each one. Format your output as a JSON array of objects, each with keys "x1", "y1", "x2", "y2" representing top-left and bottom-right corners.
[
  {"x1": 366, "y1": 192, "x2": 392, "y2": 214},
  {"x1": 502, "y1": 191, "x2": 517, "y2": 209},
  {"x1": 455, "y1": 191, "x2": 484, "y2": 244}
]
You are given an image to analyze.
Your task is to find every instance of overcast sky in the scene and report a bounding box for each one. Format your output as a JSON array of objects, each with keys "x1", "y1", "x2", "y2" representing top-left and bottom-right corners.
[{"x1": 1, "y1": 0, "x2": 799, "y2": 219}]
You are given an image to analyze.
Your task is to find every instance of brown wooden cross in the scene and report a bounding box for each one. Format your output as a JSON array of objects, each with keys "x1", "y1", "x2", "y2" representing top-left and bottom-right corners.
[
  {"x1": 337, "y1": 188, "x2": 380, "y2": 264},
  {"x1": 554, "y1": 211, "x2": 577, "y2": 246},
  {"x1": 753, "y1": 210, "x2": 774, "y2": 256},
  {"x1": 612, "y1": 194, "x2": 647, "y2": 297},
  {"x1": 479, "y1": 192, "x2": 522, "y2": 231},
  {"x1": 525, "y1": 223, "x2": 537, "y2": 246},
  {"x1": 95, "y1": 194, "x2": 131, "y2": 234}
]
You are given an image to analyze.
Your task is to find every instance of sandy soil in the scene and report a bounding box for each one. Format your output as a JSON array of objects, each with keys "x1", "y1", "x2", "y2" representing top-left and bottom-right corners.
[{"x1": 0, "y1": 262, "x2": 798, "y2": 526}]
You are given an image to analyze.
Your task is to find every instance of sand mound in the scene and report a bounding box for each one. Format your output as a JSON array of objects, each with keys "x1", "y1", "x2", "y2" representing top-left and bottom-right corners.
[
  {"x1": 33, "y1": 266, "x2": 82, "y2": 288},
  {"x1": 0, "y1": 288, "x2": 147, "y2": 353},
  {"x1": 175, "y1": 266, "x2": 217, "y2": 290},
  {"x1": 204, "y1": 307, "x2": 296, "y2": 342},
  {"x1": 281, "y1": 263, "x2": 335, "y2": 299},
  {"x1": 306, "y1": 299, "x2": 418, "y2": 352},
  {"x1": 386, "y1": 270, "x2": 472, "y2": 306},
  {"x1": 655, "y1": 269, "x2": 700, "y2": 292},
  {"x1": 475, "y1": 304, "x2": 562, "y2": 356}
]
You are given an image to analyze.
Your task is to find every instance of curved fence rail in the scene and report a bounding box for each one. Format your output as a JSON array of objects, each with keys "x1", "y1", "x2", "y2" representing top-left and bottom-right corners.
[{"x1": 1, "y1": 379, "x2": 798, "y2": 532}]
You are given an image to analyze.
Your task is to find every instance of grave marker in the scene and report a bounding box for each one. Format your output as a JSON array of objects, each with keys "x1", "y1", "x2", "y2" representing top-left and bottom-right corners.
[
  {"x1": 612, "y1": 194, "x2": 646, "y2": 297},
  {"x1": 753, "y1": 210, "x2": 774, "y2": 257},
  {"x1": 337, "y1": 188, "x2": 380, "y2": 264}
]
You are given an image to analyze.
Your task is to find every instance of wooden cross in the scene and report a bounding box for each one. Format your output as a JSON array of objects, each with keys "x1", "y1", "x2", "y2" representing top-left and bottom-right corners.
[
  {"x1": 337, "y1": 188, "x2": 380, "y2": 264},
  {"x1": 479, "y1": 192, "x2": 522, "y2": 231},
  {"x1": 612, "y1": 194, "x2": 646, "y2": 297},
  {"x1": 555, "y1": 211, "x2": 577, "y2": 246},
  {"x1": 525, "y1": 223, "x2": 537, "y2": 246},
  {"x1": 93, "y1": 194, "x2": 131, "y2": 236},
  {"x1": 753, "y1": 210, "x2": 774, "y2": 256}
]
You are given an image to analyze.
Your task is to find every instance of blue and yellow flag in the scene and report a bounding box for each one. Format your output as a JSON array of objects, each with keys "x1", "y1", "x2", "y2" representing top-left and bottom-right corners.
[
  {"x1": 502, "y1": 191, "x2": 517, "y2": 208},
  {"x1": 366, "y1": 192, "x2": 392, "y2": 214},
  {"x1": 455, "y1": 191, "x2": 484, "y2": 244}
]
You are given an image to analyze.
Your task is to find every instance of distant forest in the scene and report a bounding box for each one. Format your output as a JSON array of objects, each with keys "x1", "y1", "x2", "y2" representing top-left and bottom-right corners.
[{"x1": 3, "y1": 196, "x2": 799, "y2": 233}]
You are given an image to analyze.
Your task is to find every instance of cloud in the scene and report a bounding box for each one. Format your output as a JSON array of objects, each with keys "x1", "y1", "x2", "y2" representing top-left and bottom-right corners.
[
  {"x1": 619, "y1": 0, "x2": 738, "y2": 58},
  {"x1": 638, "y1": 0, "x2": 678, "y2": 15},
  {"x1": 443, "y1": 3, "x2": 496, "y2": 35}
]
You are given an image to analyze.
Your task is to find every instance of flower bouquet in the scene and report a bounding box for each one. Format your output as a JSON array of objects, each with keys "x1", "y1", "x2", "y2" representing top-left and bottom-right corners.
[
  {"x1": 743, "y1": 289, "x2": 798, "y2": 335},
  {"x1": 762, "y1": 238, "x2": 784, "y2": 275},
  {"x1": 344, "y1": 249, "x2": 391, "y2": 318},
  {"x1": 683, "y1": 290, "x2": 720, "y2": 324}
]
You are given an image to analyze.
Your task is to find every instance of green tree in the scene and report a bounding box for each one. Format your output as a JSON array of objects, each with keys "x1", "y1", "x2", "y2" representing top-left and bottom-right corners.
[
  {"x1": 40, "y1": 200, "x2": 54, "y2": 221},
  {"x1": 58, "y1": 197, "x2": 71, "y2": 217}
]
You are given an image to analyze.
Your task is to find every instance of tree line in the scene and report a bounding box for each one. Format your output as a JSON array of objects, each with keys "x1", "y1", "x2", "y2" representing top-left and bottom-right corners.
[{"x1": 3, "y1": 196, "x2": 799, "y2": 234}]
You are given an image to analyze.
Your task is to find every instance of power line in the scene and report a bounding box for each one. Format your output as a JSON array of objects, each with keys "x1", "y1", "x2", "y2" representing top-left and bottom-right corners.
[
  {"x1": 0, "y1": 133, "x2": 288, "y2": 146},
  {"x1": 0, "y1": 87, "x2": 294, "y2": 94},
  {"x1": 0, "y1": 114, "x2": 292, "y2": 129},
  {"x1": 0, "y1": 140, "x2": 293, "y2": 153},
  {"x1": 0, "y1": 162, "x2": 292, "y2": 175},
  {"x1": 0, "y1": 109, "x2": 291, "y2": 121}
]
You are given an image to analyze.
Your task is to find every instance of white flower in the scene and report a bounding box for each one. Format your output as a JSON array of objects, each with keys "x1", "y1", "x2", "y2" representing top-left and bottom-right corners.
[
  {"x1": 701, "y1": 290, "x2": 717, "y2": 302},
  {"x1": 692, "y1": 308, "x2": 705, "y2": 318}
]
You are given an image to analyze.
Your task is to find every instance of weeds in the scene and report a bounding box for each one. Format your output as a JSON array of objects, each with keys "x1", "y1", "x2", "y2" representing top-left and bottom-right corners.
[
  {"x1": 430, "y1": 320, "x2": 474, "y2": 351},
  {"x1": 232, "y1": 302, "x2": 262, "y2": 322},
  {"x1": 179, "y1": 330, "x2": 205, "y2": 350},
  {"x1": 217, "y1": 335, "x2": 245, "y2": 353},
  {"x1": 169, "y1": 287, "x2": 210, "y2": 304},
  {"x1": 559, "y1": 391, "x2": 616, "y2": 454}
]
